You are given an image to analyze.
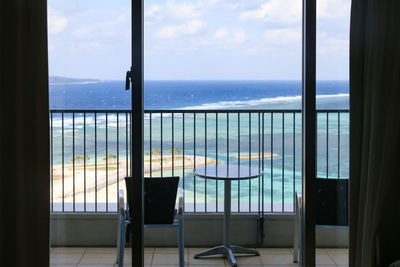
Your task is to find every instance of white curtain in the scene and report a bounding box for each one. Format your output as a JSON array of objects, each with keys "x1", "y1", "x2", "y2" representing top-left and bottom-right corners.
[{"x1": 349, "y1": 0, "x2": 400, "y2": 267}]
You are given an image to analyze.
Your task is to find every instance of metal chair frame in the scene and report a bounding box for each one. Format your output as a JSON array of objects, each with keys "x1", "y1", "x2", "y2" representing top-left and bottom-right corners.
[
  {"x1": 293, "y1": 190, "x2": 349, "y2": 263},
  {"x1": 116, "y1": 187, "x2": 184, "y2": 267}
]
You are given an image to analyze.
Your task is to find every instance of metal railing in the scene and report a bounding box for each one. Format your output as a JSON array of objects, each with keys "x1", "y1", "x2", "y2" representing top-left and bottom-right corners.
[{"x1": 50, "y1": 109, "x2": 349, "y2": 213}]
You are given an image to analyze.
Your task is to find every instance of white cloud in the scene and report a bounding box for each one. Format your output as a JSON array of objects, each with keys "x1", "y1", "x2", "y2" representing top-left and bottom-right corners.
[
  {"x1": 213, "y1": 28, "x2": 248, "y2": 46},
  {"x1": 70, "y1": 42, "x2": 111, "y2": 54},
  {"x1": 47, "y1": 0, "x2": 350, "y2": 79},
  {"x1": 73, "y1": 25, "x2": 93, "y2": 37},
  {"x1": 240, "y1": 0, "x2": 350, "y2": 25},
  {"x1": 243, "y1": 47, "x2": 260, "y2": 55},
  {"x1": 318, "y1": 0, "x2": 351, "y2": 19},
  {"x1": 72, "y1": 11, "x2": 130, "y2": 38},
  {"x1": 167, "y1": 1, "x2": 203, "y2": 19},
  {"x1": 48, "y1": 8, "x2": 68, "y2": 35},
  {"x1": 145, "y1": 0, "x2": 219, "y2": 21},
  {"x1": 155, "y1": 20, "x2": 207, "y2": 39},
  {"x1": 231, "y1": 29, "x2": 247, "y2": 44},
  {"x1": 48, "y1": 41, "x2": 56, "y2": 53},
  {"x1": 264, "y1": 27, "x2": 301, "y2": 45},
  {"x1": 213, "y1": 27, "x2": 229, "y2": 39},
  {"x1": 223, "y1": 2, "x2": 245, "y2": 10},
  {"x1": 317, "y1": 32, "x2": 349, "y2": 55},
  {"x1": 240, "y1": 0, "x2": 301, "y2": 25},
  {"x1": 145, "y1": 4, "x2": 161, "y2": 18}
]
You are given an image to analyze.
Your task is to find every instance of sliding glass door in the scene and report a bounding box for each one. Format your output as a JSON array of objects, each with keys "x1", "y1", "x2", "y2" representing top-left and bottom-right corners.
[
  {"x1": 301, "y1": 0, "x2": 350, "y2": 266},
  {"x1": 46, "y1": 0, "x2": 350, "y2": 265},
  {"x1": 48, "y1": 0, "x2": 133, "y2": 265},
  {"x1": 314, "y1": 0, "x2": 350, "y2": 266}
]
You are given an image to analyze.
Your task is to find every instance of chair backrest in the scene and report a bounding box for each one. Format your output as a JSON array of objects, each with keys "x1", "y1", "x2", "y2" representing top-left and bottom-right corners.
[
  {"x1": 316, "y1": 178, "x2": 348, "y2": 227},
  {"x1": 125, "y1": 177, "x2": 180, "y2": 224}
]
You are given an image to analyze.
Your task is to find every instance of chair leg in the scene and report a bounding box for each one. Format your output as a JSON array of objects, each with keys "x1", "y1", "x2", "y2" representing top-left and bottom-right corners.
[
  {"x1": 178, "y1": 216, "x2": 184, "y2": 267},
  {"x1": 293, "y1": 198, "x2": 299, "y2": 263},
  {"x1": 116, "y1": 214, "x2": 121, "y2": 264},
  {"x1": 117, "y1": 215, "x2": 126, "y2": 267}
]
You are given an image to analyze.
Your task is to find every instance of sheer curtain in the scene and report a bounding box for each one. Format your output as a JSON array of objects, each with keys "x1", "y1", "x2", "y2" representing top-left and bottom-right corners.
[
  {"x1": 349, "y1": 0, "x2": 400, "y2": 266},
  {"x1": 0, "y1": 1, "x2": 50, "y2": 266}
]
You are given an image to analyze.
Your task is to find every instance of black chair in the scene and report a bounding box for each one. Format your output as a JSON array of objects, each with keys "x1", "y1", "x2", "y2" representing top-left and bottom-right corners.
[
  {"x1": 293, "y1": 178, "x2": 348, "y2": 262},
  {"x1": 316, "y1": 178, "x2": 348, "y2": 227},
  {"x1": 116, "y1": 177, "x2": 184, "y2": 267}
]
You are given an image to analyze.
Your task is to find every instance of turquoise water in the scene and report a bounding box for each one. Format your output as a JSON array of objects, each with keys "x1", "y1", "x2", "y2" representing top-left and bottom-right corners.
[{"x1": 50, "y1": 111, "x2": 349, "y2": 213}]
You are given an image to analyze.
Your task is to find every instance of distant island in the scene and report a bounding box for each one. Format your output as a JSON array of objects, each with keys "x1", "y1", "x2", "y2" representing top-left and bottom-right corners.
[{"x1": 49, "y1": 76, "x2": 100, "y2": 84}]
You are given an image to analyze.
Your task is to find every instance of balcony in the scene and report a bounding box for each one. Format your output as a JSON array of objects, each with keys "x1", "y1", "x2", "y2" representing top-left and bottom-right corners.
[
  {"x1": 50, "y1": 247, "x2": 349, "y2": 266},
  {"x1": 50, "y1": 109, "x2": 349, "y2": 250}
]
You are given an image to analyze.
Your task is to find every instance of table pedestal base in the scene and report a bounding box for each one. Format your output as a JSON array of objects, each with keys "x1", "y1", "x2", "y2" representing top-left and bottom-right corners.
[
  {"x1": 193, "y1": 168, "x2": 262, "y2": 267},
  {"x1": 194, "y1": 245, "x2": 259, "y2": 267}
]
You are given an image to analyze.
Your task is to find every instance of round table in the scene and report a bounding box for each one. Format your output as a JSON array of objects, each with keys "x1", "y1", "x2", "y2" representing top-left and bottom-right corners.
[{"x1": 193, "y1": 164, "x2": 263, "y2": 267}]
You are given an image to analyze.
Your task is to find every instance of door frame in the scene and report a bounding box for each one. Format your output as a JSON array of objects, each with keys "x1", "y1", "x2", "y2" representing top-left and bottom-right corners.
[
  {"x1": 131, "y1": 0, "x2": 145, "y2": 266},
  {"x1": 301, "y1": 0, "x2": 317, "y2": 265},
  {"x1": 129, "y1": 0, "x2": 318, "y2": 265}
]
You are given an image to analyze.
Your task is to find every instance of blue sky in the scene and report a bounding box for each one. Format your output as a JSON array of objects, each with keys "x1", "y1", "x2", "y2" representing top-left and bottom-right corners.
[{"x1": 48, "y1": 0, "x2": 350, "y2": 80}]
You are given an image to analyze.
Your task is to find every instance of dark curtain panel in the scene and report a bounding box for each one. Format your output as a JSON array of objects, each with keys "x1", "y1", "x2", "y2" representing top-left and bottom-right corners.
[
  {"x1": 350, "y1": 0, "x2": 400, "y2": 266},
  {"x1": 0, "y1": 1, "x2": 50, "y2": 266}
]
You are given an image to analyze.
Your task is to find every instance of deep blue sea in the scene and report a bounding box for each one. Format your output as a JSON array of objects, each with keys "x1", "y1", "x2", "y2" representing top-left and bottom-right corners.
[{"x1": 49, "y1": 80, "x2": 349, "y2": 110}]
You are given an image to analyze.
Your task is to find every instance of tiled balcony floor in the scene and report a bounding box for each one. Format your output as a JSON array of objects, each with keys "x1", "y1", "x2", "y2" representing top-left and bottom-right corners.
[{"x1": 50, "y1": 247, "x2": 349, "y2": 267}]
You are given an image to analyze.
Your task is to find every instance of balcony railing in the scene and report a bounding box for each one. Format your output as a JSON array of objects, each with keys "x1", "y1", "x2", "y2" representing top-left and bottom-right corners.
[{"x1": 50, "y1": 109, "x2": 349, "y2": 214}]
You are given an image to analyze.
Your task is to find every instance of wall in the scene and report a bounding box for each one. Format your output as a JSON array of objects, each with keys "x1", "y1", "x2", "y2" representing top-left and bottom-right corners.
[{"x1": 50, "y1": 213, "x2": 348, "y2": 248}]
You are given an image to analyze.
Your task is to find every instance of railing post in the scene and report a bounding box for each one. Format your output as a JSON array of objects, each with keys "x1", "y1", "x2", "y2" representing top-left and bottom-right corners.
[{"x1": 48, "y1": 109, "x2": 346, "y2": 215}]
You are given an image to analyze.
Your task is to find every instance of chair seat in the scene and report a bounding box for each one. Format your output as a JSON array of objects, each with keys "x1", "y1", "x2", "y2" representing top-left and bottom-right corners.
[{"x1": 130, "y1": 209, "x2": 180, "y2": 229}]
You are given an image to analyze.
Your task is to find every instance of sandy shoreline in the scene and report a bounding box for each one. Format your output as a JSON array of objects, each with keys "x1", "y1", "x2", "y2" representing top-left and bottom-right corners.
[
  {"x1": 234, "y1": 153, "x2": 278, "y2": 159},
  {"x1": 51, "y1": 155, "x2": 216, "y2": 203}
]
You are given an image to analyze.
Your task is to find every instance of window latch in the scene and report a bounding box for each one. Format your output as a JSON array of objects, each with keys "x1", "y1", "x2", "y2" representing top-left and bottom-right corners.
[{"x1": 125, "y1": 67, "x2": 133, "y2": 91}]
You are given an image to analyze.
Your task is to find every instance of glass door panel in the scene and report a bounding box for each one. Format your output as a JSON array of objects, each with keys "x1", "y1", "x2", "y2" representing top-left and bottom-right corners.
[
  {"x1": 144, "y1": 0, "x2": 303, "y2": 215},
  {"x1": 48, "y1": 0, "x2": 132, "y2": 265},
  {"x1": 144, "y1": 0, "x2": 303, "y2": 266},
  {"x1": 315, "y1": 0, "x2": 350, "y2": 266}
]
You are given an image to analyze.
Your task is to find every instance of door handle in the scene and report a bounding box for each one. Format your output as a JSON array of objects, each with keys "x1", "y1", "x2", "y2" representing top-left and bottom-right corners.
[{"x1": 125, "y1": 67, "x2": 133, "y2": 90}]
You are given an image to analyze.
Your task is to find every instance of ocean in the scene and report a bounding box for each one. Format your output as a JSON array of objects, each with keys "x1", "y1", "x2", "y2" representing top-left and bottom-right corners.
[
  {"x1": 49, "y1": 80, "x2": 349, "y2": 212},
  {"x1": 49, "y1": 80, "x2": 349, "y2": 110}
]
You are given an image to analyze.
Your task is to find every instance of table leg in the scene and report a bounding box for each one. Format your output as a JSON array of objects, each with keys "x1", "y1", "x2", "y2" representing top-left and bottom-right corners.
[
  {"x1": 230, "y1": 245, "x2": 260, "y2": 256},
  {"x1": 194, "y1": 179, "x2": 258, "y2": 267},
  {"x1": 193, "y1": 245, "x2": 227, "y2": 258},
  {"x1": 224, "y1": 179, "x2": 231, "y2": 247},
  {"x1": 293, "y1": 192, "x2": 300, "y2": 263},
  {"x1": 194, "y1": 246, "x2": 237, "y2": 267}
]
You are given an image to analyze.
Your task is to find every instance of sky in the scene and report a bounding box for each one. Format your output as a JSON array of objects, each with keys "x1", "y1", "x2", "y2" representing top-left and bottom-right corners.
[{"x1": 48, "y1": 0, "x2": 351, "y2": 80}]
